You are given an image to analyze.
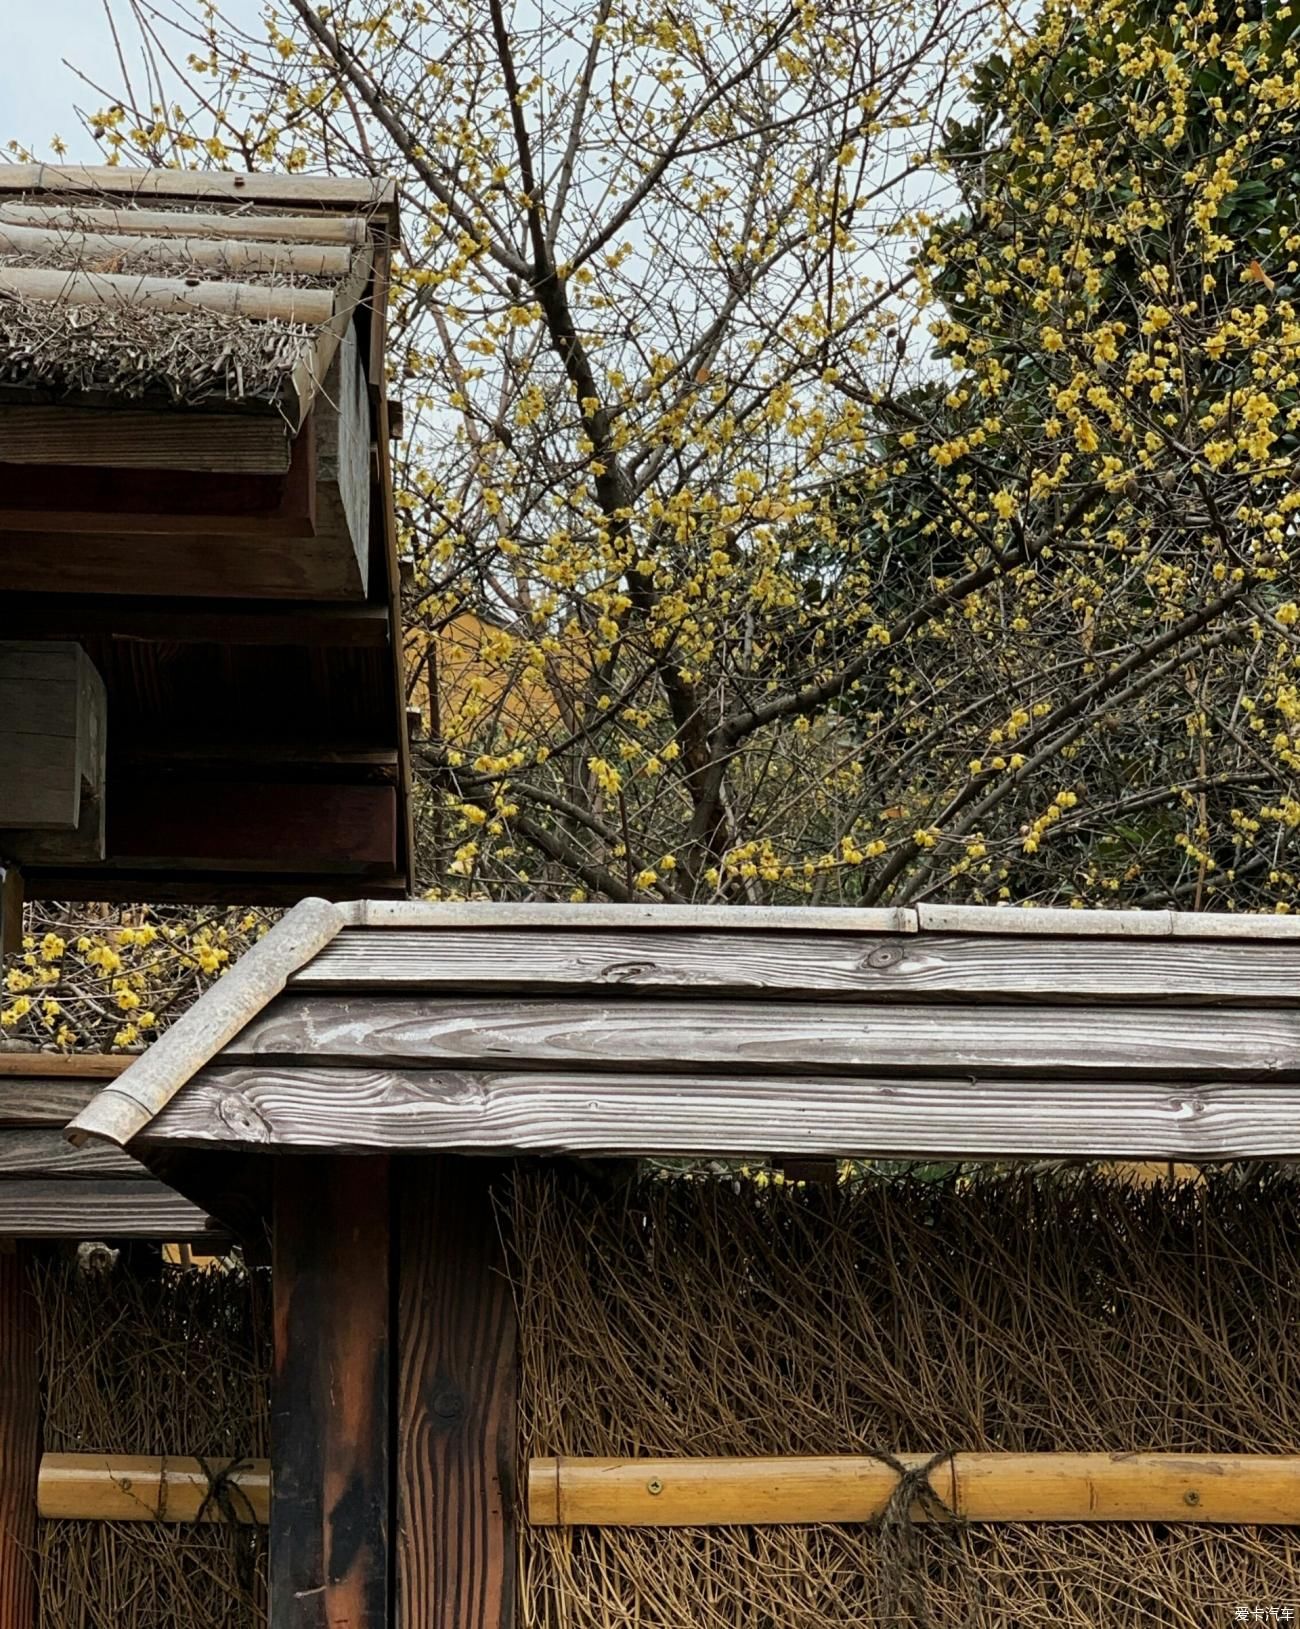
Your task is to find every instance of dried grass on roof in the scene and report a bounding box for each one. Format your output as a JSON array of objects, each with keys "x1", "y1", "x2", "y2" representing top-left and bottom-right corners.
[
  {"x1": 514, "y1": 1165, "x2": 1300, "y2": 1628},
  {"x1": 34, "y1": 1252, "x2": 269, "y2": 1629},
  {"x1": 0, "y1": 291, "x2": 314, "y2": 405}
]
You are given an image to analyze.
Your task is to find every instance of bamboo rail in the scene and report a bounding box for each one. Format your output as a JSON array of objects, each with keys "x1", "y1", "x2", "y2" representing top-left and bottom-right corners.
[
  {"x1": 0, "y1": 265, "x2": 336, "y2": 325},
  {"x1": 38, "y1": 1453, "x2": 269, "y2": 1523},
  {"x1": 528, "y1": 1454, "x2": 1300, "y2": 1527}
]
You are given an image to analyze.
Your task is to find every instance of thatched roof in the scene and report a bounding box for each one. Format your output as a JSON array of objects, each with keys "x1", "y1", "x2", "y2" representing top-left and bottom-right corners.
[{"x1": 0, "y1": 165, "x2": 397, "y2": 416}]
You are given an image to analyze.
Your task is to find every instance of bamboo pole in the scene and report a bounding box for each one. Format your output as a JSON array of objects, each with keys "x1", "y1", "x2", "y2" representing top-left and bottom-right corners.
[
  {"x1": 528, "y1": 1454, "x2": 1300, "y2": 1527},
  {"x1": 0, "y1": 221, "x2": 354, "y2": 277},
  {"x1": 38, "y1": 1453, "x2": 269, "y2": 1524},
  {"x1": 0, "y1": 265, "x2": 336, "y2": 326},
  {"x1": 0, "y1": 203, "x2": 370, "y2": 246}
]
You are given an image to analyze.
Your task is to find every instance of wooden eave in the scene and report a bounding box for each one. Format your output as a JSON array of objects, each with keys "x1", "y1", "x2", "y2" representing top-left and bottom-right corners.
[
  {"x1": 0, "y1": 1052, "x2": 223, "y2": 1239},
  {"x1": 67, "y1": 901, "x2": 1300, "y2": 1163}
]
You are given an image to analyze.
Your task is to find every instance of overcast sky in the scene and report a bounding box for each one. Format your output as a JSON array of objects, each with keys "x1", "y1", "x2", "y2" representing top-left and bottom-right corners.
[{"x1": 3, "y1": 0, "x2": 262, "y2": 163}]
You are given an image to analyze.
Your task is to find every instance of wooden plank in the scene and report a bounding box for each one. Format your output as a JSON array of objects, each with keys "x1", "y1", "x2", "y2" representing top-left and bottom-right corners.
[
  {"x1": 0, "y1": 643, "x2": 104, "y2": 831},
  {"x1": 315, "y1": 325, "x2": 372, "y2": 591},
  {"x1": 0, "y1": 1079, "x2": 110, "y2": 1127},
  {"x1": 0, "y1": 867, "x2": 20, "y2": 961},
  {"x1": 68, "y1": 898, "x2": 344, "y2": 1149},
  {"x1": 349, "y1": 901, "x2": 917, "y2": 933},
  {"x1": 0, "y1": 265, "x2": 336, "y2": 325},
  {"x1": 0, "y1": 1054, "x2": 132, "y2": 1079},
  {"x1": 108, "y1": 783, "x2": 397, "y2": 869},
  {"x1": 0, "y1": 406, "x2": 290, "y2": 473},
  {"x1": 0, "y1": 594, "x2": 390, "y2": 648},
  {"x1": 0, "y1": 202, "x2": 370, "y2": 245},
  {"x1": 226, "y1": 993, "x2": 1300, "y2": 1080},
  {"x1": 398, "y1": 1158, "x2": 516, "y2": 1629},
  {"x1": 0, "y1": 1246, "x2": 38, "y2": 1629},
  {"x1": 349, "y1": 900, "x2": 1300, "y2": 940},
  {"x1": 293, "y1": 927, "x2": 1300, "y2": 1004},
  {"x1": 0, "y1": 1129, "x2": 141, "y2": 1177},
  {"x1": 0, "y1": 528, "x2": 366, "y2": 601},
  {"x1": 528, "y1": 1453, "x2": 1300, "y2": 1527},
  {"x1": 38, "y1": 1453, "x2": 268, "y2": 1523},
  {"x1": 0, "y1": 166, "x2": 399, "y2": 232},
  {"x1": 0, "y1": 1178, "x2": 220, "y2": 1238},
  {"x1": 272, "y1": 1156, "x2": 391, "y2": 1629},
  {"x1": 0, "y1": 436, "x2": 315, "y2": 538},
  {"x1": 0, "y1": 221, "x2": 353, "y2": 277},
  {"x1": 148, "y1": 1065, "x2": 1300, "y2": 1159}
]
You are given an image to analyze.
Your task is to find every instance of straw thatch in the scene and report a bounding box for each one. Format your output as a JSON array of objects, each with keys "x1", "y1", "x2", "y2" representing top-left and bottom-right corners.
[
  {"x1": 0, "y1": 186, "x2": 366, "y2": 408},
  {"x1": 513, "y1": 1166, "x2": 1300, "y2": 1627},
  {"x1": 34, "y1": 1252, "x2": 269, "y2": 1629}
]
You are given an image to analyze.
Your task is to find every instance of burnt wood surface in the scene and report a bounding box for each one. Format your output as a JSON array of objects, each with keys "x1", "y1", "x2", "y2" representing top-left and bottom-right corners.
[
  {"x1": 149, "y1": 1066, "x2": 1300, "y2": 1160},
  {"x1": 229, "y1": 993, "x2": 1300, "y2": 1079},
  {"x1": 0, "y1": 1247, "x2": 38, "y2": 1629},
  {"x1": 0, "y1": 1178, "x2": 220, "y2": 1238},
  {"x1": 293, "y1": 926, "x2": 1300, "y2": 1003},
  {"x1": 397, "y1": 1157, "x2": 516, "y2": 1629},
  {"x1": 271, "y1": 1156, "x2": 391, "y2": 1629}
]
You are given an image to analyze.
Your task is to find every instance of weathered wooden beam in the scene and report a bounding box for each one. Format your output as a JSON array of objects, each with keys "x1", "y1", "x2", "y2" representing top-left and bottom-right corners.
[
  {"x1": 293, "y1": 925, "x2": 1300, "y2": 1004},
  {"x1": 0, "y1": 595, "x2": 391, "y2": 648},
  {"x1": 0, "y1": 866, "x2": 20, "y2": 961},
  {"x1": 272, "y1": 1156, "x2": 391, "y2": 1629},
  {"x1": 149, "y1": 1065, "x2": 1300, "y2": 1160},
  {"x1": 398, "y1": 1158, "x2": 516, "y2": 1629},
  {"x1": 0, "y1": 1178, "x2": 220, "y2": 1239},
  {"x1": 0, "y1": 524, "x2": 367, "y2": 601},
  {"x1": 0, "y1": 166, "x2": 399, "y2": 233},
  {"x1": 0, "y1": 406, "x2": 291, "y2": 473},
  {"x1": 0, "y1": 1246, "x2": 39, "y2": 1629},
  {"x1": 0, "y1": 222, "x2": 354, "y2": 278},
  {"x1": 528, "y1": 1453, "x2": 1300, "y2": 1527},
  {"x1": 0, "y1": 1129, "x2": 140, "y2": 1177},
  {"x1": 104, "y1": 783, "x2": 397, "y2": 871},
  {"x1": 38, "y1": 1454, "x2": 269, "y2": 1523},
  {"x1": 0, "y1": 202, "x2": 371, "y2": 246},
  {"x1": 0, "y1": 642, "x2": 104, "y2": 832},
  {"x1": 0, "y1": 266, "x2": 336, "y2": 325},
  {"x1": 224, "y1": 993, "x2": 1300, "y2": 1080}
]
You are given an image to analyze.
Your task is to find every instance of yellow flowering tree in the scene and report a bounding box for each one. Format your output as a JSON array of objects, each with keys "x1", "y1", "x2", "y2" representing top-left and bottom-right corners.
[
  {"x1": 52, "y1": 0, "x2": 1300, "y2": 909},
  {"x1": 0, "y1": 905, "x2": 268, "y2": 1053}
]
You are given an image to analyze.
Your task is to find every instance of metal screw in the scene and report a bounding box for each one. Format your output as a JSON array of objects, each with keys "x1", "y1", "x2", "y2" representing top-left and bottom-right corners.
[
  {"x1": 646, "y1": 1478, "x2": 663, "y2": 1496},
  {"x1": 1184, "y1": 1489, "x2": 1200, "y2": 1506}
]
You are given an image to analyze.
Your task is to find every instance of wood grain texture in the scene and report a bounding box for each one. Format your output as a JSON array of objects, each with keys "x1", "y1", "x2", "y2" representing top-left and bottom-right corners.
[
  {"x1": 0, "y1": 1248, "x2": 38, "y2": 1629},
  {"x1": 0, "y1": 265, "x2": 336, "y2": 325},
  {"x1": 272, "y1": 1157, "x2": 391, "y2": 1629},
  {"x1": 0, "y1": 203, "x2": 369, "y2": 246},
  {"x1": 38, "y1": 1454, "x2": 269, "y2": 1523},
  {"x1": 0, "y1": 1129, "x2": 142, "y2": 1177},
  {"x1": 149, "y1": 1065, "x2": 1300, "y2": 1159},
  {"x1": 228, "y1": 993, "x2": 1300, "y2": 1080},
  {"x1": 0, "y1": 1053, "x2": 131, "y2": 1078},
  {"x1": 0, "y1": 406, "x2": 291, "y2": 472},
  {"x1": 0, "y1": 1076, "x2": 110, "y2": 1127},
  {"x1": 0, "y1": 165, "x2": 399, "y2": 232},
  {"x1": 292, "y1": 927, "x2": 1300, "y2": 1004},
  {"x1": 529, "y1": 1453, "x2": 1300, "y2": 1527},
  {"x1": 397, "y1": 1157, "x2": 516, "y2": 1629},
  {"x1": 0, "y1": 1178, "x2": 219, "y2": 1238},
  {"x1": 0, "y1": 528, "x2": 366, "y2": 602}
]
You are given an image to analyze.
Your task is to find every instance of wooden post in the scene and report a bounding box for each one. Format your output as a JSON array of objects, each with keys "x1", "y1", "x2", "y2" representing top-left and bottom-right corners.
[
  {"x1": 397, "y1": 1157, "x2": 517, "y2": 1629},
  {"x1": 0, "y1": 1244, "x2": 39, "y2": 1629},
  {"x1": 271, "y1": 1157, "x2": 391, "y2": 1629}
]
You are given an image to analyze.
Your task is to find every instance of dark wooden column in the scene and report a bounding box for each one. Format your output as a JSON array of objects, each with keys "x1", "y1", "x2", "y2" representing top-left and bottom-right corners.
[
  {"x1": 397, "y1": 1157, "x2": 517, "y2": 1629},
  {"x1": 0, "y1": 1243, "x2": 39, "y2": 1629},
  {"x1": 272, "y1": 1157, "x2": 392, "y2": 1629}
]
